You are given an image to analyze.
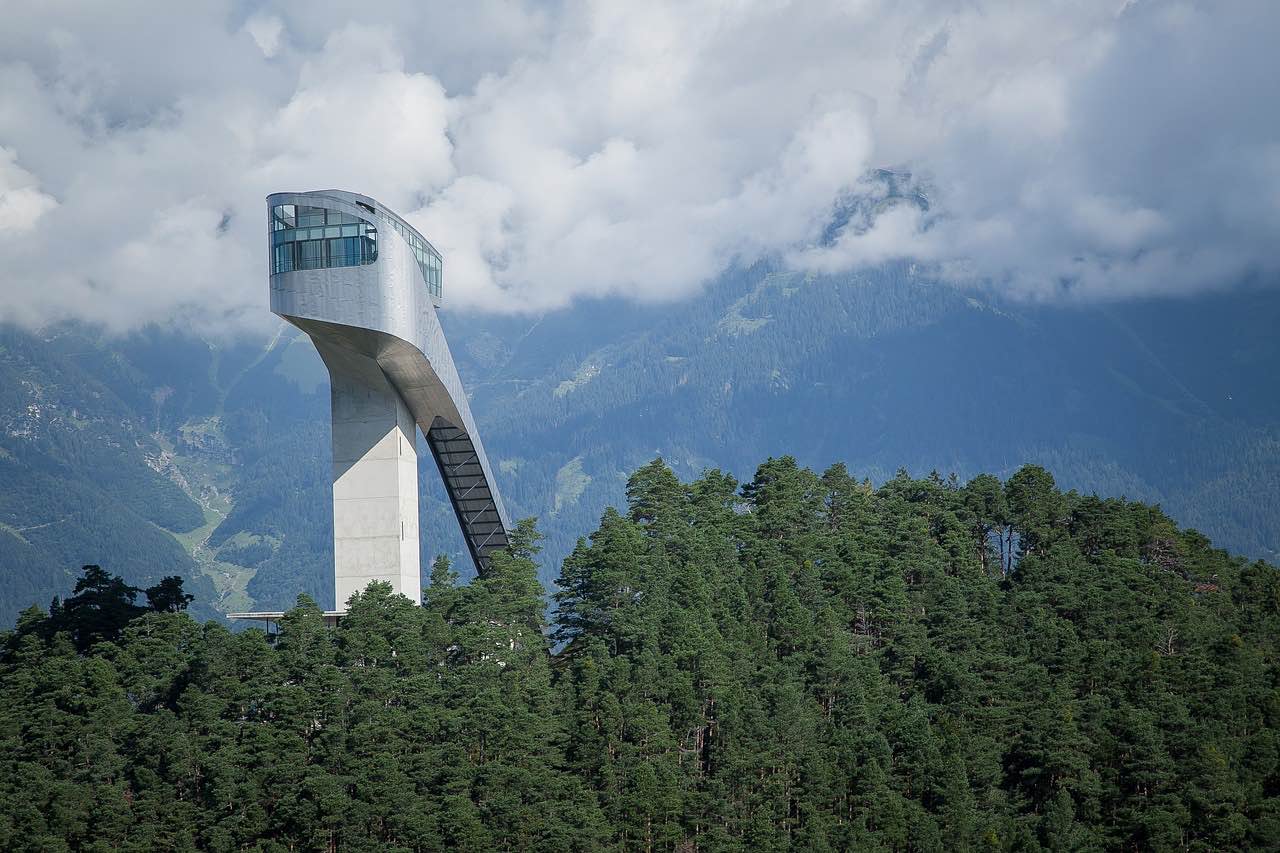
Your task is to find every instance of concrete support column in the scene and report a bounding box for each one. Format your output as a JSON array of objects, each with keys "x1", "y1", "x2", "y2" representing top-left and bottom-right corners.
[{"x1": 320, "y1": 344, "x2": 421, "y2": 607}]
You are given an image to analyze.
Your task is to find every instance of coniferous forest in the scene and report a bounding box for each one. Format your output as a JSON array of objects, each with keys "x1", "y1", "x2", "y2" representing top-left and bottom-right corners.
[{"x1": 1, "y1": 459, "x2": 1277, "y2": 851}]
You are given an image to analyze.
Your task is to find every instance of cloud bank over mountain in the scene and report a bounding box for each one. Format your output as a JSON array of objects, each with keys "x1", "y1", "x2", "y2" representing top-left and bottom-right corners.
[{"x1": 0, "y1": 0, "x2": 1277, "y2": 331}]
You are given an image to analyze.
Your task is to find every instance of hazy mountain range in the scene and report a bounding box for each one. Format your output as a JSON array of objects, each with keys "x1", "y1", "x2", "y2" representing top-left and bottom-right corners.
[{"x1": 1, "y1": 259, "x2": 1277, "y2": 624}]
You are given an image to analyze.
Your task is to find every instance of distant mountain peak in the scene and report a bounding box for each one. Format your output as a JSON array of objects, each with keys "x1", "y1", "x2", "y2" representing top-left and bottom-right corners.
[{"x1": 819, "y1": 167, "x2": 932, "y2": 249}]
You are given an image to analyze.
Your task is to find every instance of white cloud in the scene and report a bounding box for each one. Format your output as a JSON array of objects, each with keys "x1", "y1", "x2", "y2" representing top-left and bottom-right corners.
[
  {"x1": 245, "y1": 14, "x2": 285, "y2": 59},
  {"x1": 0, "y1": 0, "x2": 1276, "y2": 332},
  {"x1": 0, "y1": 148, "x2": 57, "y2": 232}
]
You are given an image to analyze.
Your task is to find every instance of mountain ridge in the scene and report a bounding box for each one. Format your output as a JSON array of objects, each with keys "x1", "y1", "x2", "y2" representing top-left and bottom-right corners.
[{"x1": 0, "y1": 261, "x2": 1277, "y2": 622}]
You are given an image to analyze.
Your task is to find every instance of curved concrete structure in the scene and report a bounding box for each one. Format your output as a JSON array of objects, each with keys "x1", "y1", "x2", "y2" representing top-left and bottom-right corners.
[{"x1": 265, "y1": 189, "x2": 510, "y2": 608}]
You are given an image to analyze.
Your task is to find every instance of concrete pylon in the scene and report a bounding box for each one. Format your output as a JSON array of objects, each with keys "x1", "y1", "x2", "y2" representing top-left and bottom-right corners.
[{"x1": 320, "y1": 340, "x2": 422, "y2": 605}]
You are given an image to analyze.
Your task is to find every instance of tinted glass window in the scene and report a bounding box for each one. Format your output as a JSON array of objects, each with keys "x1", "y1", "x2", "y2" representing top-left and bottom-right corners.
[
  {"x1": 270, "y1": 204, "x2": 377, "y2": 274},
  {"x1": 270, "y1": 200, "x2": 443, "y2": 301}
]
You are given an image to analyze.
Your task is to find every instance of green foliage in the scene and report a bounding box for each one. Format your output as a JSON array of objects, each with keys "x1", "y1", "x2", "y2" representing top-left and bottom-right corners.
[
  {"x1": 26, "y1": 566, "x2": 195, "y2": 652},
  {"x1": 1, "y1": 461, "x2": 1278, "y2": 851},
  {"x1": 144, "y1": 575, "x2": 194, "y2": 613}
]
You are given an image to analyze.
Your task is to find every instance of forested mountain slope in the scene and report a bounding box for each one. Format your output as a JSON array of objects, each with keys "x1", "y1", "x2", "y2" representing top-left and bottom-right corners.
[
  {"x1": 0, "y1": 326, "x2": 221, "y2": 621},
  {"x1": 1, "y1": 263, "x2": 1277, "y2": 621},
  {"x1": 1, "y1": 460, "x2": 1276, "y2": 850},
  {"x1": 442, "y1": 262, "x2": 1280, "y2": 577}
]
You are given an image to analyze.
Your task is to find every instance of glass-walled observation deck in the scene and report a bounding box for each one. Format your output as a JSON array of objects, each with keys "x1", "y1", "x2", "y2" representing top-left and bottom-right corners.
[
  {"x1": 270, "y1": 201, "x2": 443, "y2": 302},
  {"x1": 271, "y1": 203, "x2": 377, "y2": 273}
]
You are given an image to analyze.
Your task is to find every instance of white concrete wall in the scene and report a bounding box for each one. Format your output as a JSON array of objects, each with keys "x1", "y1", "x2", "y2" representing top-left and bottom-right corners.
[{"x1": 329, "y1": 357, "x2": 422, "y2": 608}]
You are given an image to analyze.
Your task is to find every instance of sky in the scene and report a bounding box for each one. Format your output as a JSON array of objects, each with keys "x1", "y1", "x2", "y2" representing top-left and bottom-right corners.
[{"x1": 0, "y1": 0, "x2": 1277, "y2": 333}]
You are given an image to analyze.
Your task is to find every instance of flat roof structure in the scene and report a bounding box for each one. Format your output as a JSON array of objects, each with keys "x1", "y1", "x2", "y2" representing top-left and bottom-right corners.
[
  {"x1": 233, "y1": 190, "x2": 511, "y2": 624},
  {"x1": 226, "y1": 611, "x2": 347, "y2": 629}
]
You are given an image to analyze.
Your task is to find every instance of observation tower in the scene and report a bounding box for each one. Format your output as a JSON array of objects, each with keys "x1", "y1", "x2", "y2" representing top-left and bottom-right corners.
[{"x1": 231, "y1": 190, "x2": 510, "y2": 624}]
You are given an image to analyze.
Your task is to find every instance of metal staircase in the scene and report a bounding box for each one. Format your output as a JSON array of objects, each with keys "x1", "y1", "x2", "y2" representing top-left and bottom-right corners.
[{"x1": 425, "y1": 418, "x2": 509, "y2": 574}]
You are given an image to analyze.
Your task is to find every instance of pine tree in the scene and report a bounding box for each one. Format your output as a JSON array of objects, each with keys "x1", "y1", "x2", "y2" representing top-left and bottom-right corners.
[{"x1": 1, "y1": 457, "x2": 1278, "y2": 849}]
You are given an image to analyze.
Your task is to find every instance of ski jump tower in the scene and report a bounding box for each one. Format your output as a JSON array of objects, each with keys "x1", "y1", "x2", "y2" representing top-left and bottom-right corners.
[{"x1": 232, "y1": 190, "x2": 510, "y2": 623}]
